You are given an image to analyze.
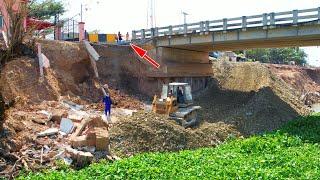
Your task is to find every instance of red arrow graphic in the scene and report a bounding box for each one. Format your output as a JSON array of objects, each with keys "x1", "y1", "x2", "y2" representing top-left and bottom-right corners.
[{"x1": 130, "y1": 43, "x2": 160, "y2": 69}]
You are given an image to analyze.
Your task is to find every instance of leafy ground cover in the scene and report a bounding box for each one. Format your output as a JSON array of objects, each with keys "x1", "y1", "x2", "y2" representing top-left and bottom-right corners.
[{"x1": 19, "y1": 114, "x2": 320, "y2": 179}]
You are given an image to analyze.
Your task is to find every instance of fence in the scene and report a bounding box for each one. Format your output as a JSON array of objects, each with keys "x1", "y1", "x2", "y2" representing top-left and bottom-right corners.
[
  {"x1": 132, "y1": 7, "x2": 320, "y2": 40},
  {"x1": 61, "y1": 19, "x2": 79, "y2": 41}
]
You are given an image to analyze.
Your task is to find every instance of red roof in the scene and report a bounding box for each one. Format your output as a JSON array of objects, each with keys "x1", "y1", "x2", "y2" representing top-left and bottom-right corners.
[{"x1": 26, "y1": 18, "x2": 53, "y2": 30}]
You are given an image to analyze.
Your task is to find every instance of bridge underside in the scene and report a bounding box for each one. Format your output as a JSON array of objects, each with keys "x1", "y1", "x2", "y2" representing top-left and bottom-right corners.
[{"x1": 155, "y1": 22, "x2": 320, "y2": 52}]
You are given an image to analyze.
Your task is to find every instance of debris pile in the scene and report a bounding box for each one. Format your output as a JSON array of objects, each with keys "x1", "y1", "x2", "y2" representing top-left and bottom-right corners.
[
  {"x1": 109, "y1": 111, "x2": 241, "y2": 157},
  {"x1": 0, "y1": 99, "x2": 127, "y2": 178}
]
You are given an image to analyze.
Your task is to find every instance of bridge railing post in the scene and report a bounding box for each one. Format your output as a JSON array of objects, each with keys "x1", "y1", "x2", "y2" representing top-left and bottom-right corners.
[
  {"x1": 184, "y1": 24, "x2": 188, "y2": 36},
  {"x1": 155, "y1": 27, "x2": 159, "y2": 37},
  {"x1": 132, "y1": 30, "x2": 136, "y2": 40},
  {"x1": 242, "y1": 16, "x2": 247, "y2": 31},
  {"x1": 199, "y1": 21, "x2": 205, "y2": 35},
  {"x1": 168, "y1": 26, "x2": 173, "y2": 37},
  {"x1": 318, "y1": 7, "x2": 320, "y2": 24},
  {"x1": 205, "y1": 21, "x2": 210, "y2": 34},
  {"x1": 223, "y1": 18, "x2": 228, "y2": 33},
  {"x1": 269, "y1": 12, "x2": 275, "y2": 28},
  {"x1": 293, "y1": 10, "x2": 298, "y2": 26},
  {"x1": 263, "y1": 13, "x2": 268, "y2": 29},
  {"x1": 151, "y1": 28, "x2": 155, "y2": 38},
  {"x1": 141, "y1": 29, "x2": 145, "y2": 40}
]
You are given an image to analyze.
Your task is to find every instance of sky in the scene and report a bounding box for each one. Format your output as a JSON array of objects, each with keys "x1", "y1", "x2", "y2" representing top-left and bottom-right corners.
[{"x1": 63, "y1": 0, "x2": 320, "y2": 66}]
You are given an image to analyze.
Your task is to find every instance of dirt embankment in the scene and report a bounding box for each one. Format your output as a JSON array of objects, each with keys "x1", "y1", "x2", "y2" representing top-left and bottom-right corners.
[
  {"x1": 266, "y1": 64, "x2": 320, "y2": 105},
  {"x1": 196, "y1": 61, "x2": 311, "y2": 135}
]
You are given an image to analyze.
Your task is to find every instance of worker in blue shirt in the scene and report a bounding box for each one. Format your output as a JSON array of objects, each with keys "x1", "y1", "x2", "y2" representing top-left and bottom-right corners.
[{"x1": 102, "y1": 84, "x2": 112, "y2": 122}]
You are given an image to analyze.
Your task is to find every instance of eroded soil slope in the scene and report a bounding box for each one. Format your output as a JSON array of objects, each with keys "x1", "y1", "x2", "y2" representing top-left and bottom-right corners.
[
  {"x1": 196, "y1": 61, "x2": 311, "y2": 135},
  {"x1": 266, "y1": 64, "x2": 320, "y2": 105}
]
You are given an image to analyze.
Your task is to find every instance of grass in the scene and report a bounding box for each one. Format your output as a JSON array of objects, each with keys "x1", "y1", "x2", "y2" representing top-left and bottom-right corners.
[{"x1": 19, "y1": 113, "x2": 320, "y2": 179}]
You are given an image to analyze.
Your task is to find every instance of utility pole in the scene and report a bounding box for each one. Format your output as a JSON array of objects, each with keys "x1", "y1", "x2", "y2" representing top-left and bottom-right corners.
[
  {"x1": 182, "y1": 11, "x2": 189, "y2": 24},
  {"x1": 81, "y1": 4, "x2": 83, "y2": 22},
  {"x1": 147, "y1": 0, "x2": 156, "y2": 28}
]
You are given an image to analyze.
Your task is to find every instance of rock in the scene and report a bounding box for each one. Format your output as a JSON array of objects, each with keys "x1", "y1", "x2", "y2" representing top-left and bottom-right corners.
[
  {"x1": 37, "y1": 128, "x2": 59, "y2": 137},
  {"x1": 65, "y1": 147, "x2": 93, "y2": 167},
  {"x1": 63, "y1": 157, "x2": 73, "y2": 165},
  {"x1": 62, "y1": 100, "x2": 84, "y2": 111},
  {"x1": 71, "y1": 132, "x2": 96, "y2": 148},
  {"x1": 32, "y1": 110, "x2": 52, "y2": 125},
  {"x1": 51, "y1": 109, "x2": 67, "y2": 123},
  {"x1": 94, "y1": 127, "x2": 109, "y2": 151},
  {"x1": 90, "y1": 117, "x2": 109, "y2": 129},
  {"x1": 60, "y1": 118, "x2": 74, "y2": 134}
]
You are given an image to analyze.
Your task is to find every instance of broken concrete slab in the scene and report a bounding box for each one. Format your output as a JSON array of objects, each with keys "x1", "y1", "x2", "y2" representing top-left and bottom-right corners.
[
  {"x1": 62, "y1": 100, "x2": 84, "y2": 111},
  {"x1": 71, "y1": 119, "x2": 90, "y2": 139},
  {"x1": 37, "y1": 128, "x2": 59, "y2": 137},
  {"x1": 60, "y1": 118, "x2": 74, "y2": 134},
  {"x1": 67, "y1": 109, "x2": 89, "y2": 122},
  {"x1": 65, "y1": 146, "x2": 94, "y2": 167}
]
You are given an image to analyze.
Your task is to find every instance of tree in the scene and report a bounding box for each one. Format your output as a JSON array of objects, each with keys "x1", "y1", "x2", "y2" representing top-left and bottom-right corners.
[
  {"x1": 0, "y1": 0, "x2": 30, "y2": 132},
  {"x1": 28, "y1": 0, "x2": 65, "y2": 22},
  {"x1": 245, "y1": 48, "x2": 307, "y2": 65}
]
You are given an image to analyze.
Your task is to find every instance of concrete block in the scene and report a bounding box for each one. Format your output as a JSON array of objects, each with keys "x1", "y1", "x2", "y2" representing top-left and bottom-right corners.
[
  {"x1": 94, "y1": 127, "x2": 109, "y2": 151},
  {"x1": 37, "y1": 128, "x2": 59, "y2": 137},
  {"x1": 65, "y1": 147, "x2": 94, "y2": 167},
  {"x1": 71, "y1": 133, "x2": 96, "y2": 148},
  {"x1": 60, "y1": 118, "x2": 74, "y2": 134}
]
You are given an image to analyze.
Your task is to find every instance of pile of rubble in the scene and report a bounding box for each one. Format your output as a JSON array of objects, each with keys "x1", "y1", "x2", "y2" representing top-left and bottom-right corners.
[{"x1": 0, "y1": 99, "x2": 127, "y2": 178}]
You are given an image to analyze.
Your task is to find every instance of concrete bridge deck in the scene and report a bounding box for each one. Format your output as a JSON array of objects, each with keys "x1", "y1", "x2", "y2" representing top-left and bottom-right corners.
[{"x1": 133, "y1": 7, "x2": 320, "y2": 51}]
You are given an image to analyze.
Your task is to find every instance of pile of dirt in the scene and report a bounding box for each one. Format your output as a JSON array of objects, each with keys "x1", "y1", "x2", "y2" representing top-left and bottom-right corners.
[
  {"x1": 197, "y1": 61, "x2": 311, "y2": 135},
  {"x1": 109, "y1": 112, "x2": 241, "y2": 157},
  {"x1": 0, "y1": 57, "x2": 61, "y2": 104},
  {"x1": 266, "y1": 64, "x2": 320, "y2": 105}
]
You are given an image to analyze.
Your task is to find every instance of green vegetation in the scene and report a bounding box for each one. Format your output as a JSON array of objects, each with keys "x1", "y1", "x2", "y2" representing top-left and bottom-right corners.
[
  {"x1": 19, "y1": 114, "x2": 320, "y2": 179},
  {"x1": 28, "y1": 0, "x2": 65, "y2": 21},
  {"x1": 244, "y1": 48, "x2": 307, "y2": 65}
]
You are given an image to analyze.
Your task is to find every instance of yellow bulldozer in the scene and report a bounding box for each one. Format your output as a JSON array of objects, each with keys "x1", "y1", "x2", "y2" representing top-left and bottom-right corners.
[{"x1": 152, "y1": 83, "x2": 201, "y2": 128}]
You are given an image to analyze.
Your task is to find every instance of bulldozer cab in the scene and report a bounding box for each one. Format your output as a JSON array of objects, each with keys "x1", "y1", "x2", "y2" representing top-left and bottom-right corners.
[{"x1": 161, "y1": 83, "x2": 193, "y2": 107}]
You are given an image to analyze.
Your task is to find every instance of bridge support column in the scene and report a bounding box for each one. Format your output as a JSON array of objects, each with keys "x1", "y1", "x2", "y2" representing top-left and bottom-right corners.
[{"x1": 150, "y1": 47, "x2": 212, "y2": 77}]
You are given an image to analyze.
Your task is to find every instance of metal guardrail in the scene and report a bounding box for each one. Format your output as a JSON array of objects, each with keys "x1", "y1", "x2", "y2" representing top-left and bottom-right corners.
[{"x1": 132, "y1": 7, "x2": 320, "y2": 40}]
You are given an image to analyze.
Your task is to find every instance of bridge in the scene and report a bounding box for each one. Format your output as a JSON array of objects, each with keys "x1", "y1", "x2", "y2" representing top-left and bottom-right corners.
[
  {"x1": 132, "y1": 7, "x2": 320, "y2": 51},
  {"x1": 127, "y1": 7, "x2": 320, "y2": 80}
]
